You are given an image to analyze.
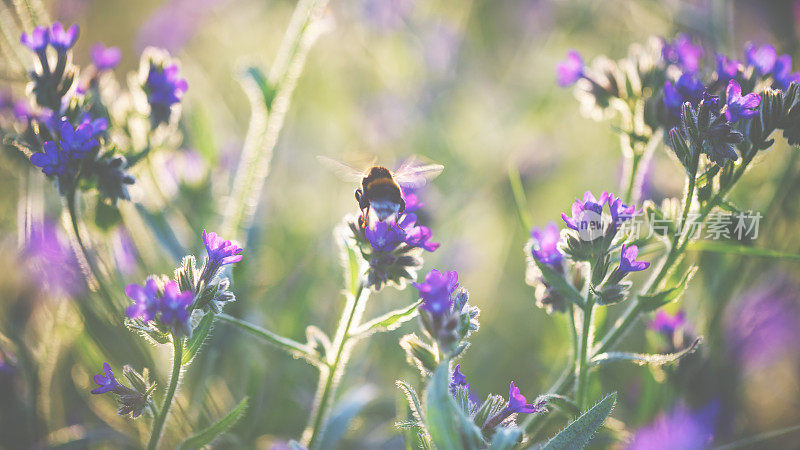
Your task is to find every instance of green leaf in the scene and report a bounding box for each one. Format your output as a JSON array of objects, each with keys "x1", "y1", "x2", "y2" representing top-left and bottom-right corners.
[
  {"x1": 638, "y1": 266, "x2": 697, "y2": 312},
  {"x1": 315, "y1": 386, "x2": 376, "y2": 450},
  {"x1": 182, "y1": 313, "x2": 215, "y2": 365},
  {"x1": 712, "y1": 423, "x2": 800, "y2": 450},
  {"x1": 534, "y1": 259, "x2": 585, "y2": 308},
  {"x1": 591, "y1": 337, "x2": 702, "y2": 367},
  {"x1": 541, "y1": 392, "x2": 616, "y2": 450},
  {"x1": 94, "y1": 199, "x2": 122, "y2": 230},
  {"x1": 243, "y1": 66, "x2": 277, "y2": 109},
  {"x1": 217, "y1": 314, "x2": 322, "y2": 366},
  {"x1": 488, "y1": 426, "x2": 522, "y2": 450},
  {"x1": 342, "y1": 237, "x2": 361, "y2": 296},
  {"x1": 688, "y1": 241, "x2": 800, "y2": 261},
  {"x1": 425, "y1": 363, "x2": 482, "y2": 450},
  {"x1": 508, "y1": 165, "x2": 533, "y2": 230},
  {"x1": 352, "y1": 300, "x2": 422, "y2": 338},
  {"x1": 177, "y1": 397, "x2": 249, "y2": 450}
]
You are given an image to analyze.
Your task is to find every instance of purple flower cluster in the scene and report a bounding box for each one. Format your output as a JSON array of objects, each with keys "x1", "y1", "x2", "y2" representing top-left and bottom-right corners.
[
  {"x1": 663, "y1": 73, "x2": 704, "y2": 118},
  {"x1": 483, "y1": 381, "x2": 545, "y2": 429},
  {"x1": 20, "y1": 22, "x2": 79, "y2": 53},
  {"x1": 724, "y1": 80, "x2": 760, "y2": 122},
  {"x1": 561, "y1": 190, "x2": 639, "y2": 233},
  {"x1": 649, "y1": 309, "x2": 686, "y2": 336},
  {"x1": 662, "y1": 34, "x2": 704, "y2": 73},
  {"x1": 91, "y1": 362, "x2": 120, "y2": 394},
  {"x1": 365, "y1": 212, "x2": 439, "y2": 253},
  {"x1": 200, "y1": 230, "x2": 243, "y2": 284},
  {"x1": 125, "y1": 279, "x2": 194, "y2": 337},
  {"x1": 30, "y1": 118, "x2": 105, "y2": 186}
]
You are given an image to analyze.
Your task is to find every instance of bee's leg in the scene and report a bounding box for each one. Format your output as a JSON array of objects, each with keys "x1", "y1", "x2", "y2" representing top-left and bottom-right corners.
[
  {"x1": 355, "y1": 188, "x2": 367, "y2": 209},
  {"x1": 359, "y1": 205, "x2": 371, "y2": 229}
]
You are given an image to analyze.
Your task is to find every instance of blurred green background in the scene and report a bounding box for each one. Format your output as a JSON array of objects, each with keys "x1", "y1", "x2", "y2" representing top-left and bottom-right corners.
[{"x1": 2, "y1": 0, "x2": 800, "y2": 448}]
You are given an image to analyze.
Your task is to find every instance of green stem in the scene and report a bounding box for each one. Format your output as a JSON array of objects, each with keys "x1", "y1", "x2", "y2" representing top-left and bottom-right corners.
[
  {"x1": 147, "y1": 337, "x2": 183, "y2": 450},
  {"x1": 303, "y1": 282, "x2": 367, "y2": 448},
  {"x1": 574, "y1": 298, "x2": 595, "y2": 409},
  {"x1": 217, "y1": 313, "x2": 322, "y2": 365},
  {"x1": 622, "y1": 152, "x2": 642, "y2": 204}
]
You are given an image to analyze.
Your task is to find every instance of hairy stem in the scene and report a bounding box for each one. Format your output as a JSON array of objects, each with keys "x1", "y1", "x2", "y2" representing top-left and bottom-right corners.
[
  {"x1": 147, "y1": 337, "x2": 183, "y2": 450},
  {"x1": 303, "y1": 282, "x2": 368, "y2": 448},
  {"x1": 574, "y1": 297, "x2": 595, "y2": 409}
]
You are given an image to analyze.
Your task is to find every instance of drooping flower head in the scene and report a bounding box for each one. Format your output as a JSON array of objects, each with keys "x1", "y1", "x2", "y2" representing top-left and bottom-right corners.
[
  {"x1": 91, "y1": 363, "x2": 121, "y2": 394},
  {"x1": 48, "y1": 22, "x2": 79, "y2": 51},
  {"x1": 745, "y1": 43, "x2": 777, "y2": 75},
  {"x1": 662, "y1": 34, "x2": 704, "y2": 73},
  {"x1": 556, "y1": 50, "x2": 584, "y2": 87},
  {"x1": 20, "y1": 26, "x2": 48, "y2": 53},
  {"x1": 627, "y1": 402, "x2": 718, "y2": 450},
  {"x1": 649, "y1": 309, "x2": 686, "y2": 336},
  {"x1": 413, "y1": 269, "x2": 459, "y2": 315},
  {"x1": 91, "y1": 43, "x2": 122, "y2": 71},
  {"x1": 530, "y1": 222, "x2": 562, "y2": 266},
  {"x1": 724, "y1": 80, "x2": 760, "y2": 122}
]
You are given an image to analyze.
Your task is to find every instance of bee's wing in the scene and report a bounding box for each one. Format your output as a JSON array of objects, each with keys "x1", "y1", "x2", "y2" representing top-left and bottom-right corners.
[
  {"x1": 316, "y1": 155, "x2": 366, "y2": 182},
  {"x1": 393, "y1": 155, "x2": 444, "y2": 189}
]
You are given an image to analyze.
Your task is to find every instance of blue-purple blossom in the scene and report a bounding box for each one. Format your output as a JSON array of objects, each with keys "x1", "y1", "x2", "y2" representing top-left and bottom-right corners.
[
  {"x1": 556, "y1": 50, "x2": 584, "y2": 87},
  {"x1": 451, "y1": 364, "x2": 468, "y2": 391},
  {"x1": 745, "y1": 43, "x2": 777, "y2": 75},
  {"x1": 771, "y1": 54, "x2": 800, "y2": 89},
  {"x1": 30, "y1": 141, "x2": 70, "y2": 177},
  {"x1": 158, "y1": 281, "x2": 193, "y2": 335},
  {"x1": 365, "y1": 213, "x2": 439, "y2": 252},
  {"x1": 616, "y1": 244, "x2": 650, "y2": 274},
  {"x1": 48, "y1": 22, "x2": 79, "y2": 51},
  {"x1": 561, "y1": 191, "x2": 606, "y2": 231},
  {"x1": 58, "y1": 117, "x2": 101, "y2": 159},
  {"x1": 606, "y1": 193, "x2": 640, "y2": 227},
  {"x1": 203, "y1": 230, "x2": 244, "y2": 266},
  {"x1": 530, "y1": 222, "x2": 562, "y2": 266},
  {"x1": 663, "y1": 73, "x2": 704, "y2": 117},
  {"x1": 125, "y1": 279, "x2": 161, "y2": 322},
  {"x1": 20, "y1": 26, "x2": 48, "y2": 52},
  {"x1": 715, "y1": 54, "x2": 739, "y2": 82},
  {"x1": 91, "y1": 363, "x2": 120, "y2": 394},
  {"x1": 649, "y1": 310, "x2": 685, "y2": 336},
  {"x1": 662, "y1": 34, "x2": 704, "y2": 73},
  {"x1": 401, "y1": 187, "x2": 423, "y2": 212},
  {"x1": 706, "y1": 119, "x2": 741, "y2": 165},
  {"x1": 144, "y1": 61, "x2": 188, "y2": 124},
  {"x1": 725, "y1": 278, "x2": 800, "y2": 370},
  {"x1": 627, "y1": 403, "x2": 718, "y2": 450},
  {"x1": 91, "y1": 43, "x2": 122, "y2": 71},
  {"x1": 505, "y1": 382, "x2": 543, "y2": 415},
  {"x1": 724, "y1": 80, "x2": 760, "y2": 122},
  {"x1": 413, "y1": 269, "x2": 458, "y2": 315}
]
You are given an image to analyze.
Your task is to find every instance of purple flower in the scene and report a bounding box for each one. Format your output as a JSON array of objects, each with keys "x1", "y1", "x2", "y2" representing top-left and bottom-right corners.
[
  {"x1": 745, "y1": 43, "x2": 777, "y2": 75},
  {"x1": 77, "y1": 113, "x2": 108, "y2": 139},
  {"x1": 771, "y1": 54, "x2": 800, "y2": 89},
  {"x1": 413, "y1": 269, "x2": 458, "y2": 315},
  {"x1": 202, "y1": 230, "x2": 243, "y2": 266},
  {"x1": 725, "y1": 278, "x2": 800, "y2": 370},
  {"x1": 617, "y1": 244, "x2": 650, "y2": 274},
  {"x1": 649, "y1": 310, "x2": 685, "y2": 336},
  {"x1": 715, "y1": 54, "x2": 739, "y2": 82},
  {"x1": 556, "y1": 50, "x2": 584, "y2": 87},
  {"x1": 561, "y1": 190, "x2": 606, "y2": 231},
  {"x1": 91, "y1": 43, "x2": 122, "y2": 71},
  {"x1": 145, "y1": 62, "x2": 188, "y2": 116},
  {"x1": 20, "y1": 26, "x2": 48, "y2": 52},
  {"x1": 706, "y1": 120, "x2": 742, "y2": 165},
  {"x1": 402, "y1": 187, "x2": 423, "y2": 212},
  {"x1": 663, "y1": 73, "x2": 704, "y2": 117},
  {"x1": 505, "y1": 382, "x2": 543, "y2": 415},
  {"x1": 48, "y1": 22, "x2": 79, "y2": 51},
  {"x1": 662, "y1": 34, "x2": 704, "y2": 73},
  {"x1": 451, "y1": 364, "x2": 468, "y2": 390},
  {"x1": 530, "y1": 222, "x2": 562, "y2": 266},
  {"x1": 58, "y1": 118, "x2": 100, "y2": 159},
  {"x1": 158, "y1": 281, "x2": 193, "y2": 336},
  {"x1": 724, "y1": 80, "x2": 760, "y2": 122},
  {"x1": 365, "y1": 221, "x2": 406, "y2": 251},
  {"x1": 91, "y1": 363, "x2": 120, "y2": 394},
  {"x1": 627, "y1": 403, "x2": 717, "y2": 450},
  {"x1": 30, "y1": 141, "x2": 70, "y2": 177},
  {"x1": 125, "y1": 279, "x2": 161, "y2": 322},
  {"x1": 401, "y1": 214, "x2": 440, "y2": 251},
  {"x1": 606, "y1": 193, "x2": 640, "y2": 227}
]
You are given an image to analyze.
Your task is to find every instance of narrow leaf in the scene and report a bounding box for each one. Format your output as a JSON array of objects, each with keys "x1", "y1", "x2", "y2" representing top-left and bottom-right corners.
[
  {"x1": 535, "y1": 394, "x2": 581, "y2": 417},
  {"x1": 591, "y1": 337, "x2": 702, "y2": 367},
  {"x1": 217, "y1": 313, "x2": 322, "y2": 366},
  {"x1": 352, "y1": 300, "x2": 422, "y2": 338},
  {"x1": 508, "y1": 165, "x2": 533, "y2": 230},
  {"x1": 424, "y1": 364, "x2": 463, "y2": 450},
  {"x1": 712, "y1": 423, "x2": 800, "y2": 450},
  {"x1": 688, "y1": 241, "x2": 800, "y2": 261},
  {"x1": 638, "y1": 266, "x2": 697, "y2": 312},
  {"x1": 541, "y1": 392, "x2": 617, "y2": 450},
  {"x1": 177, "y1": 397, "x2": 249, "y2": 450},
  {"x1": 182, "y1": 313, "x2": 215, "y2": 365}
]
